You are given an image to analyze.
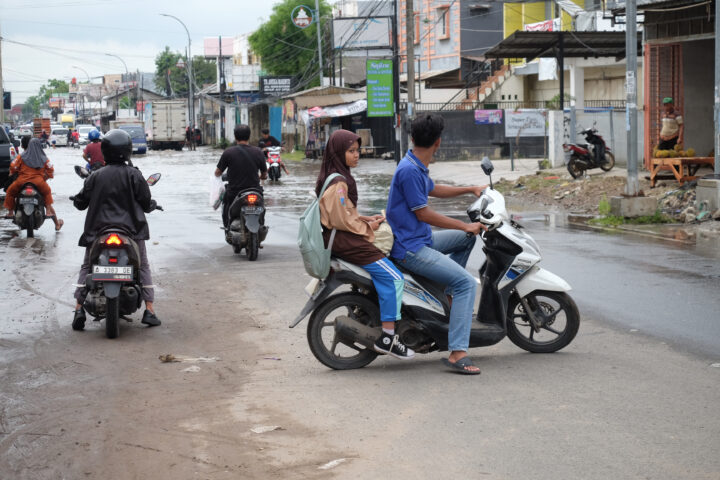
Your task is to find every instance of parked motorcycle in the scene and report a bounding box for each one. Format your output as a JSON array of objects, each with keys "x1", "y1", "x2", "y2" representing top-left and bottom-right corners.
[
  {"x1": 266, "y1": 146, "x2": 283, "y2": 181},
  {"x1": 224, "y1": 185, "x2": 268, "y2": 260},
  {"x1": 73, "y1": 173, "x2": 162, "y2": 339},
  {"x1": 10, "y1": 182, "x2": 46, "y2": 238},
  {"x1": 291, "y1": 157, "x2": 580, "y2": 370},
  {"x1": 564, "y1": 127, "x2": 615, "y2": 179}
]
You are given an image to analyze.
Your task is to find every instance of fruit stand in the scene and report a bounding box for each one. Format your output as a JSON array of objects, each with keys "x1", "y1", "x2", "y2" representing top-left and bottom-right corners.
[{"x1": 650, "y1": 146, "x2": 714, "y2": 187}]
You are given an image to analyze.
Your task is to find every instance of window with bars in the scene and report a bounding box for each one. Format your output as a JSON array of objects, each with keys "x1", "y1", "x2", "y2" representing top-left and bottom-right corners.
[{"x1": 437, "y1": 6, "x2": 450, "y2": 40}]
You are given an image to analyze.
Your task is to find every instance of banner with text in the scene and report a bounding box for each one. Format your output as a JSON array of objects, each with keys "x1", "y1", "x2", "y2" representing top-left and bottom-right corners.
[
  {"x1": 504, "y1": 109, "x2": 547, "y2": 137},
  {"x1": 474, "y1": 109, "x2": 503, "y2": 125},
  {"x1": 366, "y1": 59, "x2": 394, "y2": 117},
  {"x1": 300, "y1": 100, "x2": 368, "y2": 124}
]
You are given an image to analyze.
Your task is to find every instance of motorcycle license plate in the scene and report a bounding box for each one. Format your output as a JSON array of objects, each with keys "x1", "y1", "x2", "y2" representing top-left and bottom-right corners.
[
  {"x1": 93, "y1": 265, "x2": 133, "y2": 275},
  {"x1": 242, "y1": 206, "x2": 263, "y2": 214},
  {"x1": 19, "y1": 198, "x2": 38, "y2": 205}
]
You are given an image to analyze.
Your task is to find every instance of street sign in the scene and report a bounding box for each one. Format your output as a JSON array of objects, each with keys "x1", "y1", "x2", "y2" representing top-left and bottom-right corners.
[
  {"x1": 366, "y1": 59, "x2": 394, "y2": 117},
  {"x1": 3, "y1": 92, "x2": 10, "y2": 110},
  {"x1": 291, "y1": 5, "x2": 314, "y2": 29}
]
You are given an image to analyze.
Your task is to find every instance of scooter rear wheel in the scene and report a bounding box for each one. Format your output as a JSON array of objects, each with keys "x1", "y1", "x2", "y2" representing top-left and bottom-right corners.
[
  {"x1": 567, "y1": 157, "x2": 584, "y2": 179},
  {"x1": 105, "y1": 297, "x2": 120, "y2": 339},
  {"x1": 247, "y1": 233, "x2": 258, "y2": 261},
  {"x1": 307, "y1": 292, "x2": 379, "y2": 370},
  {"x1": 26, "y1": 213, "x2": 34, "y2": 238},
  {"x1": 506, "y1": 290, "x2": 579, "y2": 353}
]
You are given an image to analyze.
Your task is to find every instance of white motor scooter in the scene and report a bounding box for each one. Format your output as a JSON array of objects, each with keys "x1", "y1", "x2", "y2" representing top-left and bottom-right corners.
[{"x1": 292, "y1": 157, "x2": 580, "y2": 370}]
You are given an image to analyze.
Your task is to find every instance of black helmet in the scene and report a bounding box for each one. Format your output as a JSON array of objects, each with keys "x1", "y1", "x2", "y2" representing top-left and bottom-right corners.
[{"x1": 101, "y1": 129, "x2": 133, "y2": 164}]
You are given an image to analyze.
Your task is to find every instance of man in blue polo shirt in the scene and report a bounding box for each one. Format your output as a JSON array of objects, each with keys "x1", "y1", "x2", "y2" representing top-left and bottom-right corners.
[{"x1": 386, "y1": 113, "x2": 487, "y2": 375}]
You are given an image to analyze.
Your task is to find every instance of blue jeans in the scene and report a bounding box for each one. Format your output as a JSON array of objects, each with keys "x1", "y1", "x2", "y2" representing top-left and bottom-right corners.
[{"x1": 396, "y1": 231, "x2": 476, "y2": 352}]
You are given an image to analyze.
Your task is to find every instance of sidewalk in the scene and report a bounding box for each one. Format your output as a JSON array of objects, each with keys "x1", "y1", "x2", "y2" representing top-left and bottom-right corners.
[
  {"x1": 428, "y1": 157, "x2": 720, "y2": 245},
  {"x1": 429, "y1": 157, "x2": 629, "y2": 185}
]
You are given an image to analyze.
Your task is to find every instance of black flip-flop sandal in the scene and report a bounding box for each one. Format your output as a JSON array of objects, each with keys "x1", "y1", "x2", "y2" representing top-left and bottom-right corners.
[{"x1": 443, "y1": 357, "x2": 481, "y2": 375}]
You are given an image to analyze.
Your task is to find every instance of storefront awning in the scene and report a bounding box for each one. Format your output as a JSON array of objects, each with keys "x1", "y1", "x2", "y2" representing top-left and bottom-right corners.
[{"x1": 484, "y1": 31, "x2": 642, "y2": 61}]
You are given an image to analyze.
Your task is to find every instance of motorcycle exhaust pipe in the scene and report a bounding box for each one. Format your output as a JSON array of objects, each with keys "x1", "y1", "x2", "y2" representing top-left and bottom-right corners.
[{"x1": 334, "y1": 315, "x2": 380, "y2": 349}]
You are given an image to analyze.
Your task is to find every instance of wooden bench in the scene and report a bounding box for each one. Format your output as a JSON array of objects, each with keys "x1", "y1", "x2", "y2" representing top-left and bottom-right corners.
[{"x1": 649, "y1": 156, "x2": 714, "y2": 187}]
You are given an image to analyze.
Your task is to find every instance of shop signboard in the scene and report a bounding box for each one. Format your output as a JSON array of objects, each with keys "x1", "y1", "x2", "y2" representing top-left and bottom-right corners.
[
  {"x1": 260, "y1": 76, "x2": 295, "y2": 96},
  {"x1": 474, "y1": 109, "x2": 503, "y2": 125},
  {"x1": 299, "y1": 100, "x2": 367, "y2": 124},
  {"x1": 504, "y1": 109, "x2": 547, "y2": 137},
  {"x1": 366, "y1": 59, "x2": 393, "y2": 117},
  {"x1": 333, "y1": 17, "x2": 392, "y2": 49}
]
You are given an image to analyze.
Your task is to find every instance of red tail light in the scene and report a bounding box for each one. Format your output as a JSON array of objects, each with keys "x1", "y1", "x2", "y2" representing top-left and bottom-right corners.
[
  {"x1": 109, "y1": 257, "x2": 118, "y2": 263},
  {"x1": 23, "y1": 187, "x2": 34, "y2": 195},
  {"x1": 105, "y1": 234, "x2": 123, "y2": 246},
  {"x1": 247, "y1": 194, "x2": 258, "y2": 204}
]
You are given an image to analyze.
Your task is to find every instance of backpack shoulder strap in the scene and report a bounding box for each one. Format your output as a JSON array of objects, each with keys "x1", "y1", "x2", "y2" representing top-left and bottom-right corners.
[{"x1": 318, "y1": 173, "x2": 345, "y2": 198}]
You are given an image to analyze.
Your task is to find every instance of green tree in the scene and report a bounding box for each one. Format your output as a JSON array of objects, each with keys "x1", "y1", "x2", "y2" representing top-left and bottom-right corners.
[
  {"x1": 154, "y1": 46, "x2": 217, "y2": 96},
  {"x1": 22, "y1": 96, "x2": 41, "y2": 117},
  {"x1": 38, "y1": 79, "x2": 69, "y2": 103},
  {"x1": 20, "y1": 79, "x2": 70, "y2": 117},
  {"x1": 249, "y1": 0, "x2": 331, "y2": 87}
]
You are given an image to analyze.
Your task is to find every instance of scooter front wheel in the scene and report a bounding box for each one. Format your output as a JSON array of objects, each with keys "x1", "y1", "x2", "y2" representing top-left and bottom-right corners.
[
  {"x1": 307, "y1": 292, "x2": 379, "y2": 370},
  {"x1": 506, "y1": 290, "x2": 579, "y2": 353},
  {"x1": 600, "y1": 152, "x2": 615, "y2": 172}
]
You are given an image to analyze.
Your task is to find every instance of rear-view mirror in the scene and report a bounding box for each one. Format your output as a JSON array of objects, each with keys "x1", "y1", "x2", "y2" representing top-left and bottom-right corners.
[
  {"x1": 480, "y1": 156, "x2": 494, "y2": 176},
  {"x1": 147, "y1": 173, "x2": 161, "y2": 186}
]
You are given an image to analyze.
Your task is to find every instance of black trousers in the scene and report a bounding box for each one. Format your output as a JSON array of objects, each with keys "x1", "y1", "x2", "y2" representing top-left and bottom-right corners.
[{"x1": 658, "y1": 137, "x2": 678, "y2": 150}]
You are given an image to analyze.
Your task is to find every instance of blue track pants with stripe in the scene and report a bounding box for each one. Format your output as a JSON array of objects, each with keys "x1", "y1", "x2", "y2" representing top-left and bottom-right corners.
[{"x1": 361, "y1": 258, "x2": 404, "y2": 323}]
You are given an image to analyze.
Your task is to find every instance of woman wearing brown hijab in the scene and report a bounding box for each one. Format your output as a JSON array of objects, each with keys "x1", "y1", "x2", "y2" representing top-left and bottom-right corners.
[{"x1": 316, "y1": 129, "x2": 413, "y2": 360}]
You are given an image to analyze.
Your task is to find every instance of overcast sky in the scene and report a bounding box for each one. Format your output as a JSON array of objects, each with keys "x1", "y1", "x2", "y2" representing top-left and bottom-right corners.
[{"x1": 0, "y1": 0, "x2": 286, "y2": 103}]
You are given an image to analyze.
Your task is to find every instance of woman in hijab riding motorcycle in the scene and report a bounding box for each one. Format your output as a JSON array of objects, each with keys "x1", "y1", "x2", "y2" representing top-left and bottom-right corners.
[
  {"x1": 316, "y1": 129, "x2": 414, "y2": 360},
  {"x1": 3, "y1": 136, "x2": 63, "y2": 230}
]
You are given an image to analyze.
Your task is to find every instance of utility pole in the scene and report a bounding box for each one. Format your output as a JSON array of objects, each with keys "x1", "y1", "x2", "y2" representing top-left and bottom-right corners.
[
  {"x1": 625, "y1": 0, "x2": 639, "y2": 195},
  {"x1": 714, "y1": 0, "x2": 719, "y2": 176},
  {"x1": 315, "y1": 0, "x2": 324, "y2": 86},
  {"x1": 405, "y1": 0, "x2": 415, "y2": 118},
  {"x1": 392, "y1": 0, "x2": 401, "y2": 163},
  {"x1": 219, "y1": 36, "x2": 226, "y2": 142},
  {"x1": 0, "y1": 23, "x2": 5, "y2": 124},
  {"x1": 136, "y1": 68, "x2": 140, "y2": 118}
]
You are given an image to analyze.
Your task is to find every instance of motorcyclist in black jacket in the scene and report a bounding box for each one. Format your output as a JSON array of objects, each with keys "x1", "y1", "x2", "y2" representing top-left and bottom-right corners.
[{"x1": 70, "y1": 129, "x2": 161, "y2": 330}]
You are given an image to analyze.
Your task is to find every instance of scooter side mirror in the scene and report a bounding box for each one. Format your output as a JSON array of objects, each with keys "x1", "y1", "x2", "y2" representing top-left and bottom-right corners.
[
  {"x1": 147, "y1": 173, "x2": 161, "y2": 186},
  {"x1": 480, "y1": 156, "x2": 494, "y2": 176},
  {"x1": 74, "y1": 165, "x2": 90, "y2": 179}
]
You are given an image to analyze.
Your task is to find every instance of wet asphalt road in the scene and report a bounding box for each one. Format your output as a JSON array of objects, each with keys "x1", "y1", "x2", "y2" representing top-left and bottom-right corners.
[{"x1": 1, "y1": 146, "x2": 719, "y2": 356}]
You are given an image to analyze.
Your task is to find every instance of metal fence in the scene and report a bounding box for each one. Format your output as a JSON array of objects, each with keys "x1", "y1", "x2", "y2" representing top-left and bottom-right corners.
[{"x1": 405, "y1": 99, "x2": 627, "y2": 113}]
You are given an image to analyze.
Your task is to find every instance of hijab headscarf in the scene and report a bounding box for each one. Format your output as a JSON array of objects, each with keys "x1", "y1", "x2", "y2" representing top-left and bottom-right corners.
[
  {"x1": 21, "y1": 138, "x2": 48, "y2": 169},
  {"x1": 315, "y1": 129, "x2": 361, "y2": 204}
]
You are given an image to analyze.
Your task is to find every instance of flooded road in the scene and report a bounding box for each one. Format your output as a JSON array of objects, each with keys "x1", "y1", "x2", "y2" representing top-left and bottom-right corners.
[
  {"x1": 2, "y1": 146, "x2": 720, "y2": 479},
  {"x1": 2, "y1": 146, "x2": 719, "y2": 354}
]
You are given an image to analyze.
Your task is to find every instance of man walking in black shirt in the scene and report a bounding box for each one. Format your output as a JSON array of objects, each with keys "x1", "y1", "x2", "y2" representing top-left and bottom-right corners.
[{"x1": 214, "y1": 125, "x2": 267, "y2": 228}]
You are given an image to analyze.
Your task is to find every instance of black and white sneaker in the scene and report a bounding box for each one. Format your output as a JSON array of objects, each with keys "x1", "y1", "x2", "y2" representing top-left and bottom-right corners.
[{"x1": 374, "y1": 332, "x2": 415, "y2": 360}]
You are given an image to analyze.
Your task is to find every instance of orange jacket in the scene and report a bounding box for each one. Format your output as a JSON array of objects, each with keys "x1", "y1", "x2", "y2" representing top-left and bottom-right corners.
[{"x1": 10, "y1": 154, "x2": 55, "y2": 184}]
